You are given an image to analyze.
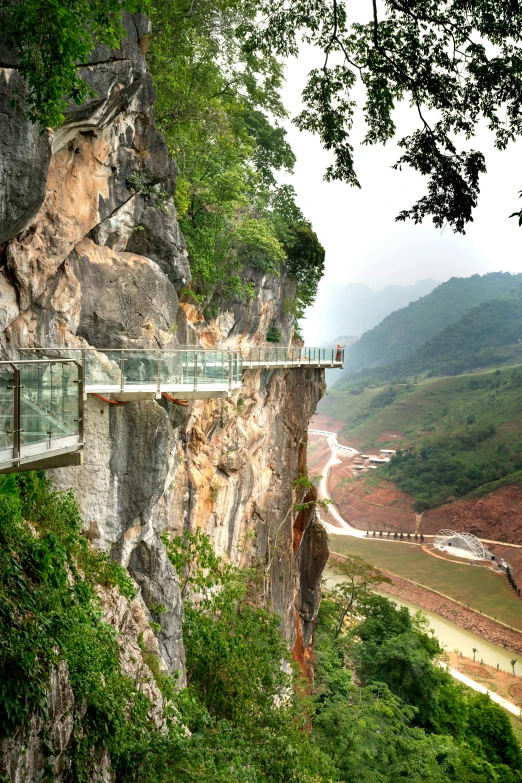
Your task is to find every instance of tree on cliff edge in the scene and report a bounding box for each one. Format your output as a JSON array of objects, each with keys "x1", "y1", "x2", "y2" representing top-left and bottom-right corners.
[
  {"x1": 6, "y1": 1, "x2": 522, "y2": 232},
  {"x1": 329, "y1": 555, "x2": 392, "y2": 636},
  {"x1": 241, "y1": 0, "x2": 522, "y2": 233}
]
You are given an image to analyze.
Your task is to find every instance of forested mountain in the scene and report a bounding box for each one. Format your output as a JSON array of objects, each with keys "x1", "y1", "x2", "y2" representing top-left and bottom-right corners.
[
  {"x1": 337, "y1": 294, "x2": 522, "y2": 389},
  {"x1": 310, "y1": 279, "x2": 438, "y2": 342},
  {"x1": 343, "y1": 272, "x2": 522, "y2": 373}
]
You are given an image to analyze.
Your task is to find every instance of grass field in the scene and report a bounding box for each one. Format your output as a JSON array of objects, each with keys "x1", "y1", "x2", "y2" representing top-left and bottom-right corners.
[{"x1": 329, "y1": 534, "x2": 522, "y2": 630}]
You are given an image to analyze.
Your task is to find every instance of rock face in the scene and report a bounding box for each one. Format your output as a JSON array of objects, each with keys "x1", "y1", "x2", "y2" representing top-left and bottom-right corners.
[{"x1": 0, "y1": 14, "x2": 327, "y2": 781}]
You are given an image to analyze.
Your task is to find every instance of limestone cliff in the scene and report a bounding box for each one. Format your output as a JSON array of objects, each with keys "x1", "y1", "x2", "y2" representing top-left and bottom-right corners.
[{"x1": 0, "y1": 14, "x2": 327, "y2": 779}]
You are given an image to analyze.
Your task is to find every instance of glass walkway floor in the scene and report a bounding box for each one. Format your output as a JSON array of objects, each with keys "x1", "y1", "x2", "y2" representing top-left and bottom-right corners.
[
  {"x1": 4, "y1": 346, "x2": 343, "y2": 473},
  {"x1": 241, "y1": 347, "x2": 344, "y2": 368},
  {"x1": 0, "y1": 359, "x2": 83, "y2": 474}
]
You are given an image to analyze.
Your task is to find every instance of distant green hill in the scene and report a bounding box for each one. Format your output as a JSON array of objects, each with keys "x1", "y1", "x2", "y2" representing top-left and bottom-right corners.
[
  {"x1": 319, "y1": 366, "x2": 522, "y2": 511},
  {"x1": 343, "y1": 272, "x2": 522, "y2": 373},
  {"x1": 337, "y1": 294, "x2": 522, "y2": 390}
]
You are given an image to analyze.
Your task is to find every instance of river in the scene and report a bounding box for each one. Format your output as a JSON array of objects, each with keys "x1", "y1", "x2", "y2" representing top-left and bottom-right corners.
[{"x1": 324, "y1": 568, "x2": 521, "y2": 673}]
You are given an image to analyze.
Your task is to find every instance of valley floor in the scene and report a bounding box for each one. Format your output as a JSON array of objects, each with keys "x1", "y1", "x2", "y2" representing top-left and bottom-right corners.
[
  {"x1": 328, "y1": 536, "x2": 522, "y2": 631},
  {"x1": 310, "y1": 425, "x2": 522, "y2": 671}
]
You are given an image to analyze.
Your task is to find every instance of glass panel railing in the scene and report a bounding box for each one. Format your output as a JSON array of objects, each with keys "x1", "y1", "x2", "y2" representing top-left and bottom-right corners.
[
  {"x1": 160, "y1": 352, "x2": 183, "y2": 386},
  {"x1": 241, "y1": 346, "x2": 342, "y2": 365},
  {"x1": 19, "y1": 348, "x2": 244, "y2": 394},
  {"x1": 19, "y1": 362, "x2": 79, "y2": 449},
  {"x1": 182, "y1": 351, "x2": 196, "y2": 387},
  {"x1": 0, "y1": 359, "x2": 83, "y2": 471},
  {"x1": 0, "y1": 365, "x2": 14, "y2": 460},
  {"x1": 122, "y1": 351, "x2": 158, "y2": 388},
  {"x1": 86, "y1": 350, "x2": 121, "y2": 388}
]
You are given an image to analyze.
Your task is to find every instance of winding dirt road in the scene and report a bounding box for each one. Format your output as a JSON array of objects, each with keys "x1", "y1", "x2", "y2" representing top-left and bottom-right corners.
[{"x1": 310, "y1": 429, "x2": 368, "y2": 538}]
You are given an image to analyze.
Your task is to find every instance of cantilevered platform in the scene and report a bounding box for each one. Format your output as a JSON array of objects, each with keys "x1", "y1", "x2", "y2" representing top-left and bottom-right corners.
[
  {"x1": 23, "y1": 348, "x2": 243, "y2": 401},
  {"x1": 241, "y1": 346, "x2": 344, "y2": 369},
  {"x1": 3, "y1": 344, "x2": 344, "y2": 474},
  {"x1": 0, "y1": 359, "x2": 84, "y2": 474},
  {"x1": 23, "y1": 346, "x2": 344, "y2": 403}
]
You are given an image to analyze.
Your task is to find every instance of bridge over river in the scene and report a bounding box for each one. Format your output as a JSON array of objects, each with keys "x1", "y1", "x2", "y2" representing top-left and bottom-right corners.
[{"x1": 0, "y1": 346, "x2": 343, "y2": 474}]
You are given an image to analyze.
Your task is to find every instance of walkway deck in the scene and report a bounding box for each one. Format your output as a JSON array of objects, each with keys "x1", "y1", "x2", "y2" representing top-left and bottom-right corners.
[
  {"x1": 3, "y1": 345, "x2": 343, "y2": 473},
  {"x1": 241, "y1": 347, "x2": 344, "y2": 369},
  {"x1": 0, "y1": 359, "x2": 83, "y2": 473}
]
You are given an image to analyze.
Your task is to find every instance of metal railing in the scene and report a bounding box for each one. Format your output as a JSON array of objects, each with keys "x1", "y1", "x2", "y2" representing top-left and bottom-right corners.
[
  {"x1": 21, "y1": 348, "x2": 243, "y2": 396},
  {"x1": 18, "y1": 344, "x2": 342, "y2": 403},
  {"x1": 241, "y1": 346, "x2": 344, "y2": 367},
  {"x1": 0, "y1": 359, "x2": 83, "y2": 471}
]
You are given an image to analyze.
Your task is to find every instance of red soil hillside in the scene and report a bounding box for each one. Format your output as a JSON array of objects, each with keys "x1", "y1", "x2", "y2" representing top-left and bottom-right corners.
[
  {"x1": 421, "y1": 485, "x2": 522, "y2": 543},
  {"x1": 329, "y1": 466, "x2": 417, "y2": 533}
]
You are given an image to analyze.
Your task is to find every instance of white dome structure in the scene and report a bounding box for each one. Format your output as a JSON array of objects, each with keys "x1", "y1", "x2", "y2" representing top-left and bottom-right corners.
[{"x1": 434, "y1": 529, "x2": 487, "y2": 559}]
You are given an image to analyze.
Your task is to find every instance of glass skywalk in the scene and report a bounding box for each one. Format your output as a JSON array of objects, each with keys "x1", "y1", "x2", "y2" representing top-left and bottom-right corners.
[
  {"x1": 0, "y1": 359, "x2": 83, "y2": 473},
  {"x1": 24, "y1": 348, "x2": 243, "y2": 399},
  {"x1": 3, "y1": 345, "x2": 343, "y2": 473},
  {"x1": 241, "y1": 346, "x2": 344, "y2": 368},
  {"x1": 19, "y1": 345, "x2": 343, "y2": 403}
]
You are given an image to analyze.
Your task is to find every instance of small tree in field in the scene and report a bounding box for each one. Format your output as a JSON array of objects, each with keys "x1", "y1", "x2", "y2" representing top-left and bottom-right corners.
[{"x1": 329, "y1": 556, "x2": 392, "y2": 637}]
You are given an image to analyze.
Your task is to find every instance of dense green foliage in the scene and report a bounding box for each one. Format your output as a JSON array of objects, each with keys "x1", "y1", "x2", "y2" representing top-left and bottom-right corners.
[
  {"x1": 3, "y1": 486, "x2": 522, "y2": 781},
  {"x1": 321, "y1": 366, "x2": 522, "y2": 509},
  {"x1": 0, "y1": 0, "x2": 144, "y2": 127},
  {"x1": 147, "y1": 0, "x2": 324, "y2": 322},
  {"x1": 0, "y1": 472, "x2": 143, "y2": 778},
  {"x1": 0, "y1": 488, "x2": 331, "y2": 782},
  {"x1": 341, "y1": 272, "x2": 522, "y2": 377},
  {"x1": 314, "y1": 587, "x2": 522, "y2": 782}
]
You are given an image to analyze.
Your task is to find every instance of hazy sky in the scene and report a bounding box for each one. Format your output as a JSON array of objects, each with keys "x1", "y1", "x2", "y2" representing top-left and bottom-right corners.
[{"x1": 278, "y1": 47, "x2": 522, "y2": 341}]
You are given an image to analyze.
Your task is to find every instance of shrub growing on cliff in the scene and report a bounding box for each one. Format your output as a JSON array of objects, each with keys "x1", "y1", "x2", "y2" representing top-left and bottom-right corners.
[
  {"x1": 267, "y1": 326, "x2": 282, "y2": 343},
  {"x1": 0, "y1": 471, "x2": 146, "y2": 779},
  {"x1": 0, "y1": 0, "x2": 147, "y2": 127}
]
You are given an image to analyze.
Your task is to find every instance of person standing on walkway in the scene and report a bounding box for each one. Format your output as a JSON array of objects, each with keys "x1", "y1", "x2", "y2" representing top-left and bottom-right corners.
[{"x1": 336, "y1": 343, "x2": 345, "y2": 362}]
